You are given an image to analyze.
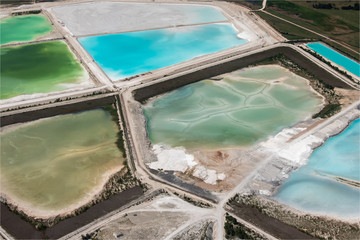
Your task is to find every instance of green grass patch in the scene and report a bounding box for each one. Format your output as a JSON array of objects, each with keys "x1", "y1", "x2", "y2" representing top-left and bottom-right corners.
[
  {"x1": 313, "y1": 104, "x2": 342, "y2": 119},
  {"x1": 256, "y1": 11, "x2": 320, "y2": 40},
  {"x1": 267, "y1": 0, "x2": 334, "y2": 31},
  {"x1": 224, "y1": 213, "x2": 254, "y2": 239},
  {"x1": 256, "y1": 0, "x2": 359, "y2": 59},
  {"x1": 226, "y1": 0, "x2": 262, "y2": 10}
]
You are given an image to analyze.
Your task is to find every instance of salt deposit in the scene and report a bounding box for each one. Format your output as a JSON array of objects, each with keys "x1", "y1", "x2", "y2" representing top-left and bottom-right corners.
[
  {"x1": 193, "y1": 165, "x2": 226, "y2": 185},
  {"x1": 149, "y1": 144, "x2": 197, "y2": 173}
]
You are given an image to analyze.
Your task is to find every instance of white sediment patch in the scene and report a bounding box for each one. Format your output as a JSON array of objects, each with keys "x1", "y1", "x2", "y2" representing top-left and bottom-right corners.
[
  {"x1": 150, "y1": 144, "x2": 197, "y2": 172},
  {"x1": 260, "y1": 127, "x2": 306, "y2": 149},
  {"x1": 0, "y1": 83, "x2": 93, "y2": 105},
  {"x1": 251, "y1": 105, "x2": 360, "y2": 198},
  {"x1": 150, "y1": 144, "x2": 226, "y2": 184},
  {"x1": 193, "y1": 165, "x2": 226, "y2": 185},
  {"x1": 237, "y1": 31, "x2": 254, "y2": 42},
  {"x1": 277, "y1": 135, "x2": 323, "y2": 164},
  {"x1": 260, "y1": 126, "x2": 323, "y2": 165},
  {"x1": 52, "y1": 2, "x2": 228, "y2": 36}
]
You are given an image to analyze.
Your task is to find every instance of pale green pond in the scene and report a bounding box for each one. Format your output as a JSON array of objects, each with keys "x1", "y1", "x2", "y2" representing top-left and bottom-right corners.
[
  {"x1": 0, "y1": 109, "x2": 124, "y2": 215},
  {"x1": 143, "y1": 65, "x2": 323, "y2": 149},
  {"x1": 0, "y1": 14, "x2": 53, "y2": 45}
]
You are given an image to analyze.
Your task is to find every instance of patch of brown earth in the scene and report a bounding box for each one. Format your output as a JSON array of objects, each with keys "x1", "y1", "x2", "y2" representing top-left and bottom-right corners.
[
  {"x1": 336, "y1": 88, "x2": 359, "y2": 107},
  {"x1": 187, "y1": 148, "x2": 265, "y2": 192}
]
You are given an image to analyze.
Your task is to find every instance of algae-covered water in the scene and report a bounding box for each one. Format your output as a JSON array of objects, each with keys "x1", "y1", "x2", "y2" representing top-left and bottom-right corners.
[
  {"x1": 0, "y1": 41, "x2": 88, "y2": 100},
  {"x1": 143, "y1": 65, "x2": 323, "y2": 149},
  {"x1": 0, "y1": 15, "x2": 53, "y2": 45},
  {"x1": 274, "y1": 119, "x2": 360, "y2": 218},
  {"x1": 0, "y1": 109, "x2": 124, "y2": 214},
  {"x1": 79, "y1": 23, "x2": 247, "y2": 80}
]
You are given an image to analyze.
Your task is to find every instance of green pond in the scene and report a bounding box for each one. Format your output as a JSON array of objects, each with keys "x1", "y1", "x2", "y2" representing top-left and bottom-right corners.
[
  {"x1": 143, "y1": 65, "x2": 323, "y2": 149},
  {"x1": 0, "y1": 41, "x2": 88, "y2": 100},
  {"x1": 0, "y1": 109, "x2": 124, "y2": 214},
  {"x1": 0, "y1": 14, "x2": 53, "y2": 45}
]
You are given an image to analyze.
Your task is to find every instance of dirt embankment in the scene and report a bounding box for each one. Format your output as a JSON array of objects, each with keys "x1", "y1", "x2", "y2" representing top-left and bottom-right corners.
[
  {"x1": 1, "y1": 186, "x2": 143, "y2": 240},
  {"x1": 133, "y1": 45, "x2": 353, "y2": 103},
  {"x1": 227, "y1": 202, "x2": 314, "y2": 239},
  {"x1": 228, "y1": 194, "x2": 360, "y2": 240},
  {"x1": 0, "y1": 94, "x2": 116, "y2": 127},
  {"x1": 0, "y1": 94, "x2": 147, "y2": 238}
]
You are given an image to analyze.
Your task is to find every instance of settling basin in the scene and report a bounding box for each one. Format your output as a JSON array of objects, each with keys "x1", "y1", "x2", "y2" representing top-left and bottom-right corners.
[
  {"x1": 0, "y1": 14, "x2": 53, "y2": 45},
  {"x1": 307, "y1": 42, "x2": 360, "y2": 77},
  {"x1": 53, "y1": 2, "x2": 228, "y2": 36},
  {"x1": 143, "y1": 65, "x2": 323, "y2": 149},
  {"x1": 0, "y1": 41, "x2": 89, "y2": 100},
  {"x1": 79, "y1": 23, "x2": 247, "y2": 80},
  {"x1": 0, "y1": 109, "x2": 125, "y2": 217},
  {"x1": 274, "y1": 118, "x2": 360, "y2": 219}
]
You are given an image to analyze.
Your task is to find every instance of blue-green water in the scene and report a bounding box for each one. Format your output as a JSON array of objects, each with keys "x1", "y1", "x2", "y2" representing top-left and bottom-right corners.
[
  {"x1": 143, "y1": 65, "x2": 323, "y2": 149},
  {"x1": 307, "y1": 42, "x2": 360, "y2": 77},
  {"x1": 79, "y1": 23, "x2": 247, "y2": 80},
  {"x1": 274, "y1": 119, "x2": 360, "y2": 218}
]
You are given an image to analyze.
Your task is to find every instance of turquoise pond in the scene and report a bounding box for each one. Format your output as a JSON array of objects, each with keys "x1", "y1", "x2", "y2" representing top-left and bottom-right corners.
[
  {"x1": 274, "y1": 119, "x2": 360, "y2": 218},
  {"x1": 79, "y1": 23, "x2": 247, "y2": 80},
  {"x1": 307, "y1": 42, "x2": 360, "y2": 77}
]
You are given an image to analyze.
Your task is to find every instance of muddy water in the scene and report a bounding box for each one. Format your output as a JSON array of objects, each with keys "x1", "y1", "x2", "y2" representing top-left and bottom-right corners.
[{"x1": 0, "y1": 109, "x2": 124, "y2": 216}]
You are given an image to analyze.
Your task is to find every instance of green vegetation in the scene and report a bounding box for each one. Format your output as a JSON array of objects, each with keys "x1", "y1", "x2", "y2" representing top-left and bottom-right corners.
[
  {"x1": 81, "y1": 229, "x2": 99, "y2": 240},
  {"x1": 224, "y1": 213, "x2": 254, "y2": 239},
  {"x1": 103, "y1": 104, "x2": 127, "y2": 159},
  {"x1": 256, "y1": 11, "x2": 320, "y2": 40},
  {"x1": 233, "y1": 0, "x2": 359, "y2": 60},
  {"x1": 265, "y1": 0, "x2": 359, "y2": 59},
  {"x1": 226, "y1": 0, "x2": 261, "y2": 10},
  {"x1": 313, "y1": 103, "x2": 341, "y2": 119},
  {"x1": 173, "y1": 192, "x2": 211, "y2": 208}
]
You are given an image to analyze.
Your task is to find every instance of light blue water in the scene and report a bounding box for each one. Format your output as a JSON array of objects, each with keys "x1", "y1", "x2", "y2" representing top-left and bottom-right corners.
[
  {"x1": 79, "y1": 23, "x2": 247, "y2": 80},
  {"x1": 274, "y1": 119, "x2": 360, "y2": 218},
  {"x1": 307, "y1": 42, "x2": 360, "y2": 77}
]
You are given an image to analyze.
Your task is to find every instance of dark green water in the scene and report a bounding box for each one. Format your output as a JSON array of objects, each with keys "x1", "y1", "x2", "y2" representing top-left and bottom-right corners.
[
  {"x1": 0, "y1": 41, "x2": 88, "y2": 99},
  {"x1": 0, "y1": 14, "x2": 53, "y2": 45}
]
